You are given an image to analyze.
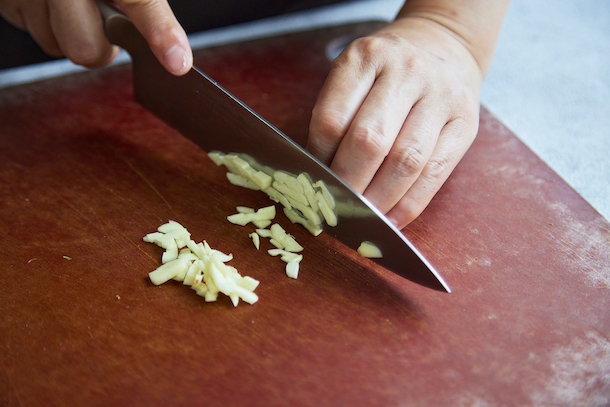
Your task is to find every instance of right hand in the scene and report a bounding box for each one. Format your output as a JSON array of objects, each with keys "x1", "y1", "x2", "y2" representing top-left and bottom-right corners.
[{"x1": 0, "y1": 0, "x2": 192, "y2": 75}]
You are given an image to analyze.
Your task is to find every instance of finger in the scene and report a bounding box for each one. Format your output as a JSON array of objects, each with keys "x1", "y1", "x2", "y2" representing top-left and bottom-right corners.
[
  {"x1": 16, "y1": 0, "x2": 63, "y2": 57},
  {"x1": 386, "y1": 117, "x2": 478, "y2": 229},
  {"x1": 306, "y1": 43, "x2": 376, "y2": 165},
  {"x1": 0, "y1": 0, "x2": 28, "y2": 29},
  {"x1": 49, "y1": 0, "x2": 118, "y2": 67},
  {"x1": 328, "y1": 69, "x2": 421, "y2": 193},
  {"x1": 116, "y1": 0, "x2": 192, "y2": 75},
  {"x1": 362, "y1": 98, "x2": 448, "y2": 214}
]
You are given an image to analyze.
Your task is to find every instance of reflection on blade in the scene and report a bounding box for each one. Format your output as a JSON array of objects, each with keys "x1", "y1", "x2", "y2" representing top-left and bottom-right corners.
[{"x1": 208, "y1": 150, "x2": 450, "y2": 293}]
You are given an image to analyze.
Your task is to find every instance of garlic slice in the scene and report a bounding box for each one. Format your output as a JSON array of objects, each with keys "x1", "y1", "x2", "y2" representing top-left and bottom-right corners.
[{"x1": 357, "y1": 241, "x2": 383, "y2": 258}]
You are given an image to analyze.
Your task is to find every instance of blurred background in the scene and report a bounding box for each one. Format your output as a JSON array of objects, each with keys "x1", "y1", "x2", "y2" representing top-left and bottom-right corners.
[{"x1": 1, "y1": 0, "x2": 608, "y2": 220}]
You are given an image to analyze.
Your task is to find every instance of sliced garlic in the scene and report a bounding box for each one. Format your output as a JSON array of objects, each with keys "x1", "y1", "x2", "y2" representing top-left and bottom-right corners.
[
  {"x1": 148, "y1": 257, "x2": 189, "y2": 286},
  {"x1": 227, "y1": 212, "x2": 256, "y2": 226},
  {"x1": 255, "y1": 228, "x2": 273, "y2": 238},
  {"x1": 236, "y1": 206, "x2": 255, "y2": 214},
  {"x1": 232, "y1": 156, "x2": 272, "y2": 189},
  {"x1": 219, "y1": 153, "x2": 241, "y2": 174},
  {"x1": 313, "y1": 180, "x2": 336, "y2": 210},
  {"x1": 274, "y1": 171, "x2": 304, "y2": 194},
  {"x1": 144, "y1": 221, "x2": 259, "y2": 306},
  {"x1": 357, "y1": 241, "x2": 383, "y2": 258},
  {"x1": 285, "y1": 195, "x2": 322, "y2": 226},
  {"x1": 316, "y1": 191, "x2": 338, "y2": 227},
  {"x1": 263, "y1": 186, "x2": 292, "y2": 210},
  {"x1": 227, "y1": 205, "x2": 276, "y2": 227},
  {"x1": 286, "y1": 258, "x2": 300, "y2": 279},
  {"x1": 297, "y1": 173, "x2": 318, "y2": 210},
  {"x1": 226, "y1": 172, "x2": 260, "y2": 190},
  {"x1": 208, "y1": 151, "x2": 225, "y2": 166},
  {"x1": 251, "y1": 171, "x2": 273, "y2": 190},
  {"x1": 268, "y1": 248, "x2": 302, "y2": 263},
  {"x1": 283, "y1": 208, "x2": 323, "y2": 237},
  {"x1": 270, "y1": 223, "x2": 303, "y2": 252},
  {"x1": 249, "y1": 232, "x2": 260, "y2": 250},
  {"x1": 272, "y1": 180, "x2": 309, "y2": 206}
]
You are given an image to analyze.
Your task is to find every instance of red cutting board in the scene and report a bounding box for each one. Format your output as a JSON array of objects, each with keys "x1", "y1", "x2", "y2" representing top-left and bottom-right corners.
[{"x1": 1, "y1": 22, "x2": 609, "y2": 407}]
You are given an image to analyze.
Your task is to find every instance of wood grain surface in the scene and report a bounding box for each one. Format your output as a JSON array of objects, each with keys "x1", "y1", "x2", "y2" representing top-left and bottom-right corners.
[{"x1": 1, "y1": 22, "x2": 609, "y2": 407}]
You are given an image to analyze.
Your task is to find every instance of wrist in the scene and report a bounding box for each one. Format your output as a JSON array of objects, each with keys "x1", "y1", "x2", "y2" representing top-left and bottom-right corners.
[
  {"x1": 374, "y1": 17, "x2": 484, "y2": 88},
  {"x1": 393, "y1": 1, "x2": 510, "y2": 76}
]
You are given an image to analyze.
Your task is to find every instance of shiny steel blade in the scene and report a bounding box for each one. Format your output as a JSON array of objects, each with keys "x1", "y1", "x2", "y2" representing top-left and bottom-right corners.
[{"x1": 102, "y1": 8, "x2": 450, "y2": 292}]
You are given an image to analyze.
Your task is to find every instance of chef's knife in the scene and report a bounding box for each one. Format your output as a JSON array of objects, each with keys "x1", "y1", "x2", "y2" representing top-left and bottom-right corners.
[{"x1": 98, "y1": 2, "x2": 450, "y2": 293}]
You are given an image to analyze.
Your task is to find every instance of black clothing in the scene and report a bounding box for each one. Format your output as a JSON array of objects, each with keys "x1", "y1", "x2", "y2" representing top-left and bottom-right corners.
[{"x1": 0, "y1": 0, "x2": 349, "y2": 69}]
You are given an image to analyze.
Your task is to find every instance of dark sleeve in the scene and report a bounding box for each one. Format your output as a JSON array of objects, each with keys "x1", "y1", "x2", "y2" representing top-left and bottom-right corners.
[
  {"x1": 170, "y1": 0, "x2": 350, "y2": 32},
  {"x1": 0, "y1": 0, "x2": 351, "y2": 70}
]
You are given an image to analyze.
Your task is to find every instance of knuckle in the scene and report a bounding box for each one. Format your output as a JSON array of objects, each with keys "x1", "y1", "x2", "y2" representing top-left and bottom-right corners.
[
  {"x1": 334, "y1": 34, "x2": 428, "y2": 85},
  {"x1": 350, "y1": 35, "x2": 386, "y2": 57},
  {"x1": 349, "y1": 124, "x2": 386, "y2": 156},
  {"x1": 388, "y1": 143, "x2": 427, "y2": 179},
  {"x1": 352, "y1": 33, "x2": 404, "y2": 55},
  {"x1": 337, "y1": 35, "x2": 397, "y2": 70},
  {"x1": 35, "y1": 35, "x2": 63, "y2": 58},
  {"x1": 146, "y1": 29, "x2": 166, "y2": 50},
  {"x1": 65, "y1": 44, "x2": 106, "y2": 67},
  {"x1": 311, "y1": 108, "x2": 348, "y2": 143},
  {"x1": 424, "y1": 155, "x2": 452, "y2": 181},
  {"x1": 308, "y1": 109, "x2": 348, "y2": 161}
]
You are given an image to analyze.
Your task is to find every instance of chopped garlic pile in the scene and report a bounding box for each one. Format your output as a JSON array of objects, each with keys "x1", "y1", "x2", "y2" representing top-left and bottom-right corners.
[
  {"x1": 228, "y1": 206, "x2": 303, "y2": 279},
  {"x1": 144, "y1": 220, "x2": 259, "y2": 306},
  {"x1": 210, "y1": 151, "x2": 383, "y2": 267},
  {"x1": 209, "y1": 151, "x2": 337, "y2": 237}
]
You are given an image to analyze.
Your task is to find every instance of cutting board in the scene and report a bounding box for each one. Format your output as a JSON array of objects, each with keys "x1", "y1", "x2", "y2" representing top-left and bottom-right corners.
[{"x1": 1, "y1": 21, "x2": 609, "y2": 407}]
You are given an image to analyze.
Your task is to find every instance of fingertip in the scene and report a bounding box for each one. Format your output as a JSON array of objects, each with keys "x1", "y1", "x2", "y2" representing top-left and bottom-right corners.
[
  {"x1": 163, "y1": 43, "x2": 192, "y2": 76},
  {"x1": 386, "y1": 215, "x2": 400, "y2": 229},
  {"x1": 386, "y1": 201, "x2": 422, "y2": 230}
]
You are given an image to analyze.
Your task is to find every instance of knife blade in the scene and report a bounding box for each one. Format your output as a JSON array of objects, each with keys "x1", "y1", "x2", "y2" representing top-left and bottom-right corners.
[{"x1": 99, "y1": 2, "x2": 450, "y2": 293}]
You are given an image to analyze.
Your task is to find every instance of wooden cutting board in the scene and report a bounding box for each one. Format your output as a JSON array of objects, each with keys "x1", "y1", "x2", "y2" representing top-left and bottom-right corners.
[{"x1": 1, "y1": 22, "x2": 609, "y2": 407}]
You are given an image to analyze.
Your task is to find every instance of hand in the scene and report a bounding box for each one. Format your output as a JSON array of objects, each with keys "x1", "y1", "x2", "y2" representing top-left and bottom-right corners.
[
  {"x1": 0, "y1": 0, "x2": 192, "y2": 75},
  {"x1": 306, "y1": 17, "x2": 484, "y2": 229}
]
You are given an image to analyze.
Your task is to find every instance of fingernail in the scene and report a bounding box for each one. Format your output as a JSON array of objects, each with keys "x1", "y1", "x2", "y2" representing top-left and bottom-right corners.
[{"x1": 164, "y1": 44, "x2": 190, "y2": 75}]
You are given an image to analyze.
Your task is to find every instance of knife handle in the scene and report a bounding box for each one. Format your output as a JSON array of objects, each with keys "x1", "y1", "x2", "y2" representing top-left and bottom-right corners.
[
  {"x1": 96, "y1": 0, "x2": 125, "y2": 24},
  {"x1": 95, "y1": 0, "x2": 144, "y2": 56}
]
